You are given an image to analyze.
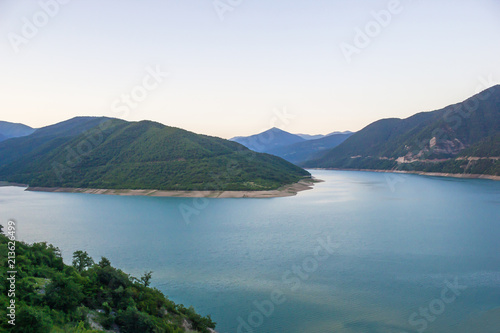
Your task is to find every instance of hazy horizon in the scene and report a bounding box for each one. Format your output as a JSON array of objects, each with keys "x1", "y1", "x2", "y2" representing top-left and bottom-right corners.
[{"x1": 1, "y1": 0, "x2": 499, "y2": 138}]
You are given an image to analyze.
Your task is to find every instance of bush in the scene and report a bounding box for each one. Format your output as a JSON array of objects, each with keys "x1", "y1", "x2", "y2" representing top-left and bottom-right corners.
[{"x1": 16, "y1": 306, "x2": 53, "y2": 333}]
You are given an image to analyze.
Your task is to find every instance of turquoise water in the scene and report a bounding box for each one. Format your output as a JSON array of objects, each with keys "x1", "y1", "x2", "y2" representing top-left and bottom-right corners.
[{"x1": 1, "y1": 170, "x2": 499, "y2": 333}]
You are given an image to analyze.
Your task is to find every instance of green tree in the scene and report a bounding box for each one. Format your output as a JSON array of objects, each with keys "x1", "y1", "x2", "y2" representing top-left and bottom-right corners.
[
  {"x1": 72, "y1": 250, "x2": 94, "y2": 273},
  {"x1": 74, "y1": 321, "x2": 101, "y2": 333},
  {"x1": 44, "y1": 273, "x2": 84, "y2": 312},
  {"x1": 116, "y1": 306, "x2": 163, "y2": 333},
  {"x1": 16, "y1": 306, "x2": 53, "y2": 333},
  {"x1": 140, "y1": 271, "x2": 153, "y2": 287},
  {"x1": 98, "y1": 256, "x2": 111, "y2": 268}
]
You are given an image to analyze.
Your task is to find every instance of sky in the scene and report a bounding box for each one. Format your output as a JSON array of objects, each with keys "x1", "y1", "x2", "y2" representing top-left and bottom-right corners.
[{"x1": 0, "y1": 0, "x2": 499, "y2": 139}]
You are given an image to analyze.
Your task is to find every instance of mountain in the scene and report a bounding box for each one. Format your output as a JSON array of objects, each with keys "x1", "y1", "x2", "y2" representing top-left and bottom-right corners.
[
  {"x1": 0, "y1": 117, "x2": 113, "y2": 168},
  {"x1": 303, "y1": 86, "x2": 500, "y2": 176},
  {"x1": 327, "y1": 130, "x2": 353, "y2": 136},
  {"x1": 230, "y1": 128, "x2": 354, "y2": 165},
  {"x1": 0, "y1": 117, "x2": 310, "y2": 191},
  {"x1": 296, "y1": 133, "x2": 325, "y2": 140},
  {"x1": 0, "y1": 121, "x2": 35, "y2": 142},
  {"x1": 266, "y1": 132, "x2": 353, "y2": 164},
  {"x1": 230, "y1": 127, "x2": 305, "y2": 152}
]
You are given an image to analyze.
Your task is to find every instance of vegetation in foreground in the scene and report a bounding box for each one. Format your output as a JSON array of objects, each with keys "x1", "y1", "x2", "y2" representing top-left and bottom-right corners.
[{"x1": 0, "y1": 226, "x2": 216, "y2": 332}]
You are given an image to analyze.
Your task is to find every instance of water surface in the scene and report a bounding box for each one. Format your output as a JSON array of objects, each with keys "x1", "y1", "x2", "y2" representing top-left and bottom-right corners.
[{"x1": 1, "y1": 170, "x2": 499, "y2": 332}]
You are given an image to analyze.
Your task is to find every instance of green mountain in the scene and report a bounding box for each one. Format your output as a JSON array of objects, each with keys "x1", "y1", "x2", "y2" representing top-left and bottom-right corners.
[
  {"x1": 0, "y1": 117, "x2": 310, "y2": 190},
  {"x1": 0, "y1": 231, "x2": 216, "y2": 332},
  {"x1": 303, "y1": 86, "x2": 500, "y2": 176},
  {"x1": 0, "y1": 117, "x2": 113, "y2": 168},
  {"x1": 0, "y1": 121, "x2": 35, "y2": 142}
]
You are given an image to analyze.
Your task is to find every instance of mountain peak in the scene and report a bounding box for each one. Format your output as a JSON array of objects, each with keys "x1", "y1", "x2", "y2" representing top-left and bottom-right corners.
[
  {"x1": 0, "y1": 118, "x2": 310, "y2": 191},
  {"x1": 268, "y1": 127, "x2": 287, "y2": 133},
  {"x1": 230, "y1": 128, "x2": 305, "y2": 153}
]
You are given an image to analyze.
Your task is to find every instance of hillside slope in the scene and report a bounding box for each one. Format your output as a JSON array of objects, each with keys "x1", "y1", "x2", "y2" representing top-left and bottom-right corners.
[
  {"x1": 0, "y1": 118, "x2": 310, "y2": 190},
  {"x1": 0, "y1": 117, "x2": 116, "y2": 168},
  {"x1": 0, "y1": 121, "x2": 35, "y2": 142},
  {"x1": 304, "y1": 86, "x2": 500, "y2": 176},
  {"x1": 0, "y1": 231, "x2": 216, "y2": 332}
]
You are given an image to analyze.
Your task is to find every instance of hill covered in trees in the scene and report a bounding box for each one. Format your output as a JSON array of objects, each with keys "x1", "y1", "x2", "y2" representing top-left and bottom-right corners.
[
  {"x1": 0, "y1": 117, "x2": 310, "y2": 191},
  {"x1": 0, "y1": 227, "x2": 216, "y2": 332},
  {"x1": 303, "y1": 86, "x2": 500, "y2": 176}
]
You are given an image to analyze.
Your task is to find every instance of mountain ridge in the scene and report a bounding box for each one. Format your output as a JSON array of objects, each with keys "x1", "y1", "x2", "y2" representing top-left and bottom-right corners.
[
  {"x1": 0, "y1": 117, "x2": 311, "y2": 191},
  {"x1": 266, "y1": 132, "x2": 353, "y2": 164},
  {"x1": 230, "y1": 127, "x2": 306, "y2": 153},
  {"x1": 303, "y1": 85, "x2": 500, "y2": 176},
  {"x1": 0, "y1": 121, "x2": 35, "y2": 142},
  {"x1": 230, "y1": 128, "x2": 353, "y2": 164}
]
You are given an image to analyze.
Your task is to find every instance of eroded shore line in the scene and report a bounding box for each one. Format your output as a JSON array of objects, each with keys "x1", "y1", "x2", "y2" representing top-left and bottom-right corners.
[
  {"x1": 311, "y1": 168, "x2": 500, "y2": 181},
  {"x1": 25, "y1": 178, "x2": 322, "y2": 198}
]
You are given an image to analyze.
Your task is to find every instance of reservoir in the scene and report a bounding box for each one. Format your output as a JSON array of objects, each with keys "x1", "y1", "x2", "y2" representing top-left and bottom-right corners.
[{"x1": 1, "y1": 170, "x2": 499, "y2": 332}]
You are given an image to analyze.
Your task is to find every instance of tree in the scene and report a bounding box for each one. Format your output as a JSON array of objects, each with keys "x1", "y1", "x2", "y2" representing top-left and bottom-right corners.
[
  {"x1": 44, "y1": 273, "x2": 84, "y2": 312},
  {"x1": 116, "y1": 306, "x2": 163, "y2": 333},
  {"x1": 140, "y1": 271, "x2": 153, "y2": 287},
  {"x1": 74, "y1": 321, "x2": 101, "y2": 333},
  {"x1": 16, "y1": 306, "x2": 53, "y2": 333},
  {"x1": 72, "y1": 250, "x2": 94, "y2": 273},
  {"x1": 98, "y1": 256, "x2": 111, "y2": 268}
]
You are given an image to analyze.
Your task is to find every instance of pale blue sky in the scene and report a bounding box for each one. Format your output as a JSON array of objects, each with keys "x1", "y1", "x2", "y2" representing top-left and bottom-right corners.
[{"x1": 1, "y1": 0, "x2": 499, "y2": 138}]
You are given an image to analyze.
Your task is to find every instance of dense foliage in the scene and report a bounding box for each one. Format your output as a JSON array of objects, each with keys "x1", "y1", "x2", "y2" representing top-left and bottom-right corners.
[
  {"x1": 0, "y1": 117, "x2": 110, "y2": 169},
  {"x1": 0, "y1": 118, "x2": 309, "y2": 191},
  {"x1": 0, "y1": 230, "x2": 215, "y2": 332},
  {"x1": 459, "y1": 134, "x2": 500, "y2": 157},
  {"x1": 396, "y1": 159, "x2": 500, "y2": 176}
]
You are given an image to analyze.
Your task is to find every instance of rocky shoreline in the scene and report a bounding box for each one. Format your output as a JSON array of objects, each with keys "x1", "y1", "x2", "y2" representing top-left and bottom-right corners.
[
  {"x1": 313, "y1": 168, "x2": 500, "y2": 181},
  {"x1": 25, "y1": 178, "x2": 321, "y2": 198}
]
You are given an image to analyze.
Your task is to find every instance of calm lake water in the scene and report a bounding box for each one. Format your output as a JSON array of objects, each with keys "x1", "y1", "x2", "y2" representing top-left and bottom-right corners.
[{"x1": 1, "y1": 170, "x2": 499, "y2": 333}]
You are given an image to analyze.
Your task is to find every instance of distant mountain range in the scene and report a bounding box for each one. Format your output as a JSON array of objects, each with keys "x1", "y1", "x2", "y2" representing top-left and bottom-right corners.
[
  {"x1": 231, "y1": 128, "x2": 306, "y2": 153},
  {"x1": 0, "y1": 117, "x2": 310, "y2": 191},
  {"x1": 303, "y1": 85, "x2": 500, "y2": 176},
  {"x1": 230, "y1": 128, "x2": 353, "y2": 164},
  {"x1": 0, "y1": 121, "x2": 35, "y2": 142},
  {"x1": 2, "y1": 85, "x2": 498, "y2": 186},
  {"x1": 295, "y1": 131, "x2": 352, "y2": 140},
  {"x1": 266, "y1": 133, "x2": 353, "y2": 164},
  {"x1": 295, "y1": 133, "x2": 324, "y2": 140}
]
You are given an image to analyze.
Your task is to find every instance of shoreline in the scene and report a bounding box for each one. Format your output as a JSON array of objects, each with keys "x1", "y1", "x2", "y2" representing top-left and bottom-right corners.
[
  {"x1": 310, "y1": 168, "x2": 500, "y2": 181},
  {"x1": 0, "y1": 181, "x2": 29, "y2": 187},
  {"x1": 25, "y1": 178, "x2": 321, "y2": 198}
]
